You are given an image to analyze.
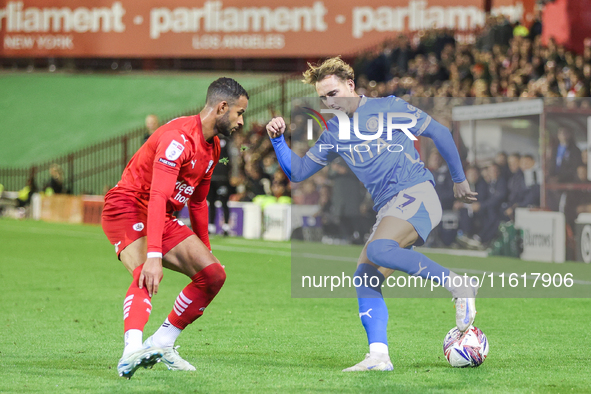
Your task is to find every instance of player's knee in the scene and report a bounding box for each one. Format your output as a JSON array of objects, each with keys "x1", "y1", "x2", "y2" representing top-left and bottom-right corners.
[
  {"x1": 366, "y1": 239, "x2": 399, "y2": 265},
  {"x1": 205, "y1": 263, "x2": 226, "y2": 293}
]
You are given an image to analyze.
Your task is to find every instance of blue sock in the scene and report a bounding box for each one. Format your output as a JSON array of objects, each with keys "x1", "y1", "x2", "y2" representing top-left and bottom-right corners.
[
  {"x1": 355, "y1": 264, "x2": 388, "y2": 352},
  {"x1": 366, "y1": 239, "x2": 450, "y2": 282}
]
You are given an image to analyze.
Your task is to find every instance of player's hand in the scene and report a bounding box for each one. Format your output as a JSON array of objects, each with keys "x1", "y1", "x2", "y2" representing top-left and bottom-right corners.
[
  {"x1": 266, "y1": 117, "x2": 286, "y2": 139},
  {"x1": 454, "y1": 180, "x2": 478, "y2": 204},
  {"x1": 139, "y1": 257, "x2": 163, "y2": 297}
]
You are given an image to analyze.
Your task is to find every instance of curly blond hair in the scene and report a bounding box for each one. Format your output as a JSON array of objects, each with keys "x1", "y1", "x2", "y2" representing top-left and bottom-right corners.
[{"x1": 302, "y1": 56, "x2": 354, "y2": 85}]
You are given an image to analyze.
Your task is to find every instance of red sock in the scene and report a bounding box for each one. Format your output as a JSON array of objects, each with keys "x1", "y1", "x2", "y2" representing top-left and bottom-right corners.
[
  {"x1": 167, "y1": 264, "x2": 226, "y2": 330},
  {"x1": 123, "y1": 264, "x2": 152, "y2": 333}
]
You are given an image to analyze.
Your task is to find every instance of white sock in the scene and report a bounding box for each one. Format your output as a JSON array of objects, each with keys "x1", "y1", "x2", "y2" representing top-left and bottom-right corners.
[
  {"x1": 123, "y1": 329, "x2": 143, "y2": 356},
  {"x1": 369, "y1": 342, "x2": 389, "y2": 358},
  {"x1": 150, "y1": 318, "x2": 182, "y2": 348}
]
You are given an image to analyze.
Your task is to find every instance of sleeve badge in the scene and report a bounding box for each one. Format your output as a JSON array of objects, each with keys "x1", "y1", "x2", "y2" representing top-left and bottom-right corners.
[{"x1": 165, "y1": 140, "x2": 185, "y2": 160}]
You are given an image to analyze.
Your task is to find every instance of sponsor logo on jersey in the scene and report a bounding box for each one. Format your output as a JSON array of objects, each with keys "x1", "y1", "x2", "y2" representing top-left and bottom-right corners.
[
  {"x1": 158, "y1": 158, "x2": 177, "y2": 167},
  {"x1": 173, "y1": 181, "x2": 196, "y2": 204},
  {"x1": 133, "y1": 222, "x2": 144, "y2": 231},
  {"x1": 205, "y1": 160, "x2": 214, "y2": 174},
  {"x1": 165, "y1": 140, "x2": 184, "y2": 160}
]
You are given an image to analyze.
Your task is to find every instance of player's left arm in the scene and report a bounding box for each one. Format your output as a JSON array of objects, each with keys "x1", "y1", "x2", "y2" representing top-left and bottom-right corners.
[
  {"x1": 421, "y1": 120, "x2": 477, "y2": 203},
  {"x1": 386, "y1": 97, "x2": 476, "y2": 203},
  {"x1": 188, "y1": 176, "x2": 211, "y2": 251}
]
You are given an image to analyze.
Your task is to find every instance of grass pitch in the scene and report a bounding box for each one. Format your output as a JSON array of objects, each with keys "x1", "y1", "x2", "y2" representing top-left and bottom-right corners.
[{"x1": 1, "y1": 219, "x2": 590, "y2": 393}]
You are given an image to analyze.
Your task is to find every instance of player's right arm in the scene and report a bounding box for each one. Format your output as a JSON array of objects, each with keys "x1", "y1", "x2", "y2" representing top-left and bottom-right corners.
[
  {"x1": 266, "y1": 117, "x2": 329, "y2": 182},
  {"x1": 141, "y1": 131, "x2": 189, "y2": 296}
]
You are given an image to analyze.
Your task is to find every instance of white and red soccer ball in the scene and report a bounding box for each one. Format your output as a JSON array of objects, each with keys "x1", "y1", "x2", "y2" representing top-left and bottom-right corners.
[{"x1": 443, "y1": 326, "x2": 489, "y2": 367}]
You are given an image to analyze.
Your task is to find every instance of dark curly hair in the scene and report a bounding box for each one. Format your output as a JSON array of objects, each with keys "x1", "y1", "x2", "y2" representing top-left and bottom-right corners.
[{"x1": 206, "y1": 77, "x2": 249, "y2": 106}]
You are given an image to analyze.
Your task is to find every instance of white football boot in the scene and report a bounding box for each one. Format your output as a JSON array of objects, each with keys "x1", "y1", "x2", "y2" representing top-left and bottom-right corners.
[
  {"x1": 342, "y1": 353, "x2": 393, "y2": 372},
  {"x1": 454, "y1": 284, "x2": 478, "y2": 332},
  {"x1": 117, "y1": 348, "x2": 163, "y2": 379},
  {"x1": 143, "y1": 336, "x2": 196, "y2": 371}
]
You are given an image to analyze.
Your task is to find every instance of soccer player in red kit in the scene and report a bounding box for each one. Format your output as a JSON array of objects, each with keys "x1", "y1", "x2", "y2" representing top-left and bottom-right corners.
[{"x1": 102, "y1": 78, "x2": 248, "y2": 379}]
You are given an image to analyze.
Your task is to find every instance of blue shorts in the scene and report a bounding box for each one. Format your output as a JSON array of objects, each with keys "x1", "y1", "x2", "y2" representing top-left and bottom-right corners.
[{"x1": 368, "y1": 181, "x2": 443, "y2": 246}]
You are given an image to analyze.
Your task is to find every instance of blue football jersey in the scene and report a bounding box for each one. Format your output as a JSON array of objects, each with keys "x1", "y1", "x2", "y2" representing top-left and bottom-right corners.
[{"x1": 306, "y1": 96, "x2": 435, "y2": 211}]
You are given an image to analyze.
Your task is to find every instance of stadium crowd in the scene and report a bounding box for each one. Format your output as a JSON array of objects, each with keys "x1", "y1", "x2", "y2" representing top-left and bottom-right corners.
[{"x1": 353, "y1": 15, "x2": 590, "y2": 100}]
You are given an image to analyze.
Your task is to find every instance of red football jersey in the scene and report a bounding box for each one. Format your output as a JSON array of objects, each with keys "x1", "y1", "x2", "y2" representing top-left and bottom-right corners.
[{"x1": 106, "y1": 115, "x2": 220, "y2": 255}]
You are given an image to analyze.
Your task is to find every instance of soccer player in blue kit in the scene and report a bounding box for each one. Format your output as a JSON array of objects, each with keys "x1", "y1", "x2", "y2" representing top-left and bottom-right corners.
[{"x1": 266, "y1": 57, "x2": 479, "y2": 371}]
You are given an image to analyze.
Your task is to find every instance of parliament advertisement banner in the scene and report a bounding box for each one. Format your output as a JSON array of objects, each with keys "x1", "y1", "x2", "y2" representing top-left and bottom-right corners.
[{"x1": 0, "y1": 0, "x2": 527, "y2": 58}]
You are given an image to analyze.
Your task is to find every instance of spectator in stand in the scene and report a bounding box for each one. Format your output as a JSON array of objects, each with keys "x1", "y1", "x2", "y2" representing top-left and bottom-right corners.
[
  {"x1": 391, "y1": 35, "x2": 413, "y2": 75},
  {"x1": 567, "y1": 71, "x2": 589, "y2": 97},
  {"x1": 427, "y1": 150, "x2": 455, "y2": 246},
  {"x1": 502, "y1": 153, "x2": 525, "y2": 221},
  {"x1": 207, "y1": 138, "x2": 233, "y2": 235},
  {"x1": 519, "y1": 154, "x2": 541, "y2": 208},
  {"x1": 428, "y1": 150, "x2": 454, "y2": 210},
  {"x1": 229, "y1": 176, "x2": 248, "y2": 202},
  {"x1": 456, "y1": 165, "x2": 489, "y2": 247},
  {"x1": 573, "y1": 166, "x2": 591, "y2": 218},
  {"x1": 529, "y1": 7, "x2": 543, "y2": 41},
  {"x1": 17, "y1": 174, "x2": 38, "y2": 214},
  {"x1": 472, "y1": 163, "x2": 508, "y2": 245},
  {"x1": 244, "y1": 161, "x2": 270, "y2": 201},
  {"x1": 328, "y1": 159, "x2": 365, "y2": 244},
  {"x1": 143, "y1": 114, "x2": 159, "y2": 143},
  {"x1": 271, "y1": 181, "x2": 291, "y2": 204},
  {"x1": 44, "y1": 163, "x2": 66, "y2": 195},
  {"x1": 293, "y1": 180, "x2": 320, "y2": 205},
  {"x1": 262, "y1": 154, "x2": 278, "y2": 177},
  {"x1": 494, "y1": 152, "x2": 511, "y2": 182},
  {"x1": 583, "y1": 64, "x2": 591, "y2": 95},
  {"x1": 549, "y1": 128, "x2": 582, "y2": 183},
  {"x1": 562, "y1": 166, "x2": 591, "y2": 236}
]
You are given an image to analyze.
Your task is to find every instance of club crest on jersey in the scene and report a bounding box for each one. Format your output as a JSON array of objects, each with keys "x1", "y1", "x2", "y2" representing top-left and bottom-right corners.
[
  {"x1": 205, "y1": 160, "x2": 214, "y2": 174},
  {"x1": 366, "y1": 116, "x2": 379, "y2": 132},
  {"x1": 133, "y1": 222, "x2": 144, "y2": 231},
  {"x1": 165, "y1": 140, "x2": 184, "y2": 161}
]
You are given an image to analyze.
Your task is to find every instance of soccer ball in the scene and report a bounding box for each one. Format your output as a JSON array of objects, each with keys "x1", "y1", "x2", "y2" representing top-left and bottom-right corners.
[{"x1": 443, "y1": 326, "x2": 489, "y2": 367}]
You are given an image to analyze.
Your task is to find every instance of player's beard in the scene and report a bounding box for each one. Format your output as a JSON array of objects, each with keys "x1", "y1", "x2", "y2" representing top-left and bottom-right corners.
[{"x1": 216, "y1": 112, "x2": 235, "y2": 138}]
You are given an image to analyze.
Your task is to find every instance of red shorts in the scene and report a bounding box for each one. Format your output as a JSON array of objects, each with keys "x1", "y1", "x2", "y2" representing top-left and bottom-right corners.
[{"x1": 101, "y1": 192, "x2": 194, "y2": 258}]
